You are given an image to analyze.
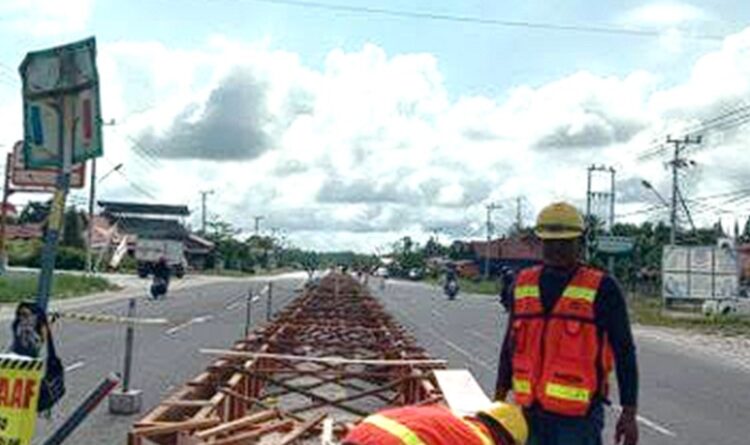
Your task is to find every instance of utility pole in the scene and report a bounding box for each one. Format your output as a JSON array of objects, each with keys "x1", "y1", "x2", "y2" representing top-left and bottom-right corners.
[
  {"x1": 0, "y1": 153, "x2": 13, "y2": 275},
  {"x1": 86, "y1": 158, "x2": 97, "y2": 274},
  {"x1": 85, "y1": 111, "x2": 119, "y2": 275},
  {"x1": 585, "y1": 165, "x2": 616, "y2": 264},
  {"x1": 254, "y1": 216, "x2": 265, "y2": 235},
  {"x1": 199, "y1": 190, "x2": 214, "y2": 234},
  {"x1": 666, "y1": 135, "x2": 702, "y2": 245},
  {"x1": 515, "y1": 197, "x2": 523, "y2": 233},
  {"x1": 484, "y1": 203, "x2": 502, "y2": 280}
]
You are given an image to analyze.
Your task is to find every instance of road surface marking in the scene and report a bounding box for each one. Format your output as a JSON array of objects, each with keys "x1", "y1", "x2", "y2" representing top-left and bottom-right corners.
[
  {"x1": 65, "y1": 361, "x2": 85, "y2": 372},
  {"x1": 610, "y1": 406, "x2": 677, "y2": 437},
  {"x1": 636, "y1": 414, "x2": 677, "y2": 437},
  {"x1": 166, "y1": 315, "x2": 214, "y2": 335},
  {"x1": 468, "y1": 330, "x2": 496, "y2": 344},
  {"x1": 225, "y1": 296, "x2": 260, "y2": 312}
]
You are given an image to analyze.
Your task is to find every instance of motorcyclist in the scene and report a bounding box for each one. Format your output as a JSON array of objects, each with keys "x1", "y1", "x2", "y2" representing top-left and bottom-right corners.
[
  {"x1": 444, "y1": 263, "x2": 459, "y2": 299},
  {"x1": 151, "y1": 257, "x2": 171, "y2": 299}
]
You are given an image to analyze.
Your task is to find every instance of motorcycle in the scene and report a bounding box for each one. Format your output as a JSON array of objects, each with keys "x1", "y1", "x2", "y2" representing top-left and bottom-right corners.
[
  {"x1": 444, "y1": 279, "x2": 459, "y2": 300},
  {"x1": 150, "y1": 275, "x2": 169, "y2": 300}
]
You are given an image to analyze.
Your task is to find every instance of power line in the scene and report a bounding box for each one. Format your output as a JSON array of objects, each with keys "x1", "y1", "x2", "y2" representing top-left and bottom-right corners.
[
  {"x1": 234, "y1": 0, "x2": 725, "y2": 41},
  {"x1": 639, "y1": 101, "x2": 750, "y2": 161},
  {"x1": 114, "y1": 168, "x2": 158, "y2": 200}
]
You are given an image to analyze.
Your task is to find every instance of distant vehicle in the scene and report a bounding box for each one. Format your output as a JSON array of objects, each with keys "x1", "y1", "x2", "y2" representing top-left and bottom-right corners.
[
  {"x1": 374, "y1": 267, "x2": 390, "y2": 278},
  {"x1": 135, "y1": 239, "x2": 186, "y2": 279},
  {"x1": 408, "y1": 268, "x2": 424, "y2": 280}
]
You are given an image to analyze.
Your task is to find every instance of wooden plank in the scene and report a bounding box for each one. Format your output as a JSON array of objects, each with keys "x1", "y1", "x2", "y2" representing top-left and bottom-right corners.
[
  {"x1": 195, "y1": 410, "x2": 278, "y2": 439},
  {"x1": 133, "y1": 418, "x2": 220, "y2": 436},
  {"x1": 200, "y1": 349, "x2": 447, "y2": 366},
  {"x1": 162, "y1": 400, "x2": 214, "y2": 408},
  {"x1": 210, "y1": 419, "x2": 294, "y2": 445},
  {"x1": 278, "y1": 413, "x2": 327, "y2": 445}
]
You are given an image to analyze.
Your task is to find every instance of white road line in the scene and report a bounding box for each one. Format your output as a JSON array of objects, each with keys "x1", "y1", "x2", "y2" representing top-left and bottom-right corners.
[
  {"x1": 467, "y1": 330, "x2": 497, "y2": 344},
  {"x1": 610, "y1": 406, "x2": 677, "y2": 438},
  {"x1": 65, "y1": 361, "x2": 85, "y2": 372},
  {"x1": 637, "y1": 414, "x2": 677, "y2": 437},
  {"x1": 166, "y1": 315, "x2": 214, "y2": 335},
  {"x1": 226, "y1": 296, "x2": 260, "y2": 311}
]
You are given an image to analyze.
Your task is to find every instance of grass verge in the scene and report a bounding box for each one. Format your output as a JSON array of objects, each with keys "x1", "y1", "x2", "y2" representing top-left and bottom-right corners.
[
  {"x1": 0, "y1": 272, "x2": 117, "y2": 303},
  {"x1": 630, "y1": 297, "x2": 750, "y2": 337}
]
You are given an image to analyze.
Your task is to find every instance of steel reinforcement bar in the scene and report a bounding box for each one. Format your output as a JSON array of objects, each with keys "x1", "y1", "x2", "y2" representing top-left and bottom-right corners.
[{"x1": 129, "y1": 273, "x2": 446, "y2": 445}]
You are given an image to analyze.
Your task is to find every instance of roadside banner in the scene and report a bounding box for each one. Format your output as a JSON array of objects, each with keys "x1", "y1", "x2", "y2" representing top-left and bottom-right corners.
[
  {"x1": 109, "y1": 235, "x2": 129, "y2": 269},
  {"x1": 0, "y1": 354, "x2": 44, "y2": 445}
]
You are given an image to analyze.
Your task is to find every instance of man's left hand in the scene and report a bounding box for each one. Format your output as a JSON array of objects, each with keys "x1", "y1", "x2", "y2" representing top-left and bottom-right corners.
[{"x1": 615, "y1": 406, "x2": 639, "y2": 445}]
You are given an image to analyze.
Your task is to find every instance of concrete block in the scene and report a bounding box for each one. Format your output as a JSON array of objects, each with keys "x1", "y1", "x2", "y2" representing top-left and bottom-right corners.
[{"x1": 108, "y1": 389, "x2": 142, "y2": 415}]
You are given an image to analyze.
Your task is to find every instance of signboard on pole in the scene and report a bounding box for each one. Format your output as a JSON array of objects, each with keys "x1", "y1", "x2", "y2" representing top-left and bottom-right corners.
[
  {"x1": 595, "y1": 235, "x2": 635, "y2": 255},
  {"x1": 662, "y1": 245, "x2": 739, "y2": 300},
  {"x1": 10, "y1": 141, "x2": 85, "y2": 189},
  {"x1": 0, "y1": 354, "x2": 43, "y2": 445},
  {"x1": 19, "y1": 37, "x2": 103, "y2": 311},
  {"x1": 20, "y1": 37, "x2": 103, "y2": 169}
]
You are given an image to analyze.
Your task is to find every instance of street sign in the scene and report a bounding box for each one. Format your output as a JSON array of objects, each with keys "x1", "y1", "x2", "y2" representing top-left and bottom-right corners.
[
  {"x1": 10, "y1": 141, "x2": 85, "y2": 189},
  {"x1": 20, "y1": 37, "x2": 103, "y2": 169},
  {"x1": 595, "y1": 235, "x2": 635, "y2": 254}
]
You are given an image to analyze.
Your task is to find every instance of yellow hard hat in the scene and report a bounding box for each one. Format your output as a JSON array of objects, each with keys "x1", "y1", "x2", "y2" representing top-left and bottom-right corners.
[
  {"x1": 534, "y1": 202, "x2": 584, "y2": 240},
  {"x1": 477, "y1": 402, "x2": 528, "y2": 445}
]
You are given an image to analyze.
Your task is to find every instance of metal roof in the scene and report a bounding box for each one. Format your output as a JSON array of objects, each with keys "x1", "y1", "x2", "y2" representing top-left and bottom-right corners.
[
  {"x1": 98, "y1": 201, "x2": 190, "y2": 216},
  {"x1": 114, "y1": 217, "x2": 187, "y2": 240}
]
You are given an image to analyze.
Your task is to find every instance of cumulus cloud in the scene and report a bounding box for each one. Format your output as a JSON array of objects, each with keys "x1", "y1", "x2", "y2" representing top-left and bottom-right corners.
[
  {"x1": 619, "y1": 1, "x2": 708, "y2": 27},
  {"x1": 140, "y1": 69, "x2": 277, "y2": 160},
  {"x1": 3, "y1": 23, "x2": 748, "y2": 251},
  {"x1": 0, "y1": 0, "x2": 94, "y2": 36}
]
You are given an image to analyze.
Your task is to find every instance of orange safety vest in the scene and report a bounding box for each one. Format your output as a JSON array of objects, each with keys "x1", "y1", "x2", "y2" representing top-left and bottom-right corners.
[
  {"x1": 343, "y1": 406, "x2": 497, "y2": 445},
  {"x1": 511, "y1": 265, "x2": 614, "y2": 417}
]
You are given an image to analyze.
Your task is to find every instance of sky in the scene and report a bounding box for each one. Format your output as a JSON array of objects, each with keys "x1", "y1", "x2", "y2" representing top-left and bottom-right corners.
[{"x1": 1, "y1": 0, "x2": 750, "y2": 252}]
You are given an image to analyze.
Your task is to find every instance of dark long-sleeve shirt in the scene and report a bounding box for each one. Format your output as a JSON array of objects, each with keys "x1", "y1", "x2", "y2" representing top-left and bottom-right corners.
[{"x1": 496, "y1": 265, "x2": 639, "y2": 408}]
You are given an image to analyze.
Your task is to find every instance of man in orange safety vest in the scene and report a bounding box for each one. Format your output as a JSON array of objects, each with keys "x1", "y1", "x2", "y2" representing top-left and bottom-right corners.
[
  {"x1": 343, "y1": 401, "x2": 528, "y2": 445},
  {"x1": 495, "y1": 202, "x2": 639, "y2": 445}
]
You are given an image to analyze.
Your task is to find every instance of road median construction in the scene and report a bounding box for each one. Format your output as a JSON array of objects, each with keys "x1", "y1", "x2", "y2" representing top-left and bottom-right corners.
[{"x1": 129, "y1": 273, "x2": 447, "y2": 445}]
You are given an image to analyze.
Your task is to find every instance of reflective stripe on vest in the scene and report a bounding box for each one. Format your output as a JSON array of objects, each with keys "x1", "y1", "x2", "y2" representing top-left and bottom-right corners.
[
  {"x1": 562, "y1": 285, "x2": 596, "y2": 303},
  {"x1": 462, "y1": 420, "x2": 494, "y2": 445},
  {"x1": 512, "y1": 377, "x2": 531, "y2": 395},
  {"x1": 364, "y1": 414, "x2": 427, "y2": 445},
  {"x1": 545, "y1": 383, "x2": 591, "y2": 403},
  {"x1": 514, "y1": 285, "x2": 540, "y2": 299}
]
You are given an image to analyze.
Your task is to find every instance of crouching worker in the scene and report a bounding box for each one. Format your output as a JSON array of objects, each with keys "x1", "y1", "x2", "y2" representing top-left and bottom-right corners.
[{"x1": 343, "y1": 402, "x2": 528, "y2": 445}]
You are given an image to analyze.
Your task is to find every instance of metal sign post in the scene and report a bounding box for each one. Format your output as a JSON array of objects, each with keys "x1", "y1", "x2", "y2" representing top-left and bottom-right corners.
[
  {"x1": 35, "y1": 94, "x2": 74, "y2": 311},
  {"x1": 0, "y1": 153, "x2": 13, "y2": 274},
  {"x1": 19, "y1": 37, "x2": 103, "y2": 311}
]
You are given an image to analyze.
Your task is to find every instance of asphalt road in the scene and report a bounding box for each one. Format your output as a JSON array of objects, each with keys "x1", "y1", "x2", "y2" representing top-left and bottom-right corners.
[
  {"x1": 0, "y1": 273, "x2": 305, "y2": 445},
  {"x1": 374, "y1": 279, "x2": 750, "y2": 445}
]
